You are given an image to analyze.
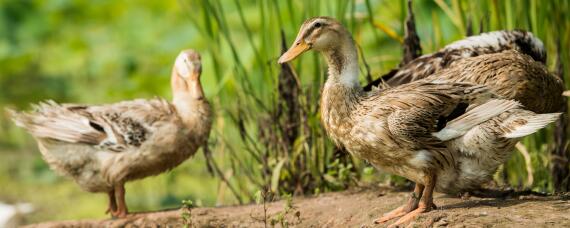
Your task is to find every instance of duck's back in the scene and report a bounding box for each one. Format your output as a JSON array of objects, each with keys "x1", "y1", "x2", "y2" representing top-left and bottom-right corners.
[
  {"x1": 366, "y1": 30, "x2": 547, "y2": 90},
  {"x1": 429, "y1": 51, "x2": 564, "y2": 113}
]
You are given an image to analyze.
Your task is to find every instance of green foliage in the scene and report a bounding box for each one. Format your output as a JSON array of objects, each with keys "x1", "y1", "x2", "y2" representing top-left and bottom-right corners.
[
  {"x1": 0, "y1": 0, "x2": 568, "y2": 222},
  {"x1": 271, "y1": 193, "x2": 297, "y2": 227},
  {"x1": 181, "y1": 199, "x2": 194, "y2": 228}
]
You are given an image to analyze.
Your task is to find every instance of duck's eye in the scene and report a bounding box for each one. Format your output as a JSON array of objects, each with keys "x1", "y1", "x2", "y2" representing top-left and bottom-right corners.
[{"x1": 314, "y1": 22, "x2": 322, "y2": 28}]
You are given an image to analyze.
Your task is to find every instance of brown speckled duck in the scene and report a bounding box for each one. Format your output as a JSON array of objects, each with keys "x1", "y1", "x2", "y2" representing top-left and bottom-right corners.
[
  {"x1": 366, "y1": 30, "x2": 564, "y2": 114},
  {"x1": 279, "y1": 17, "x2": 560, "y2": 227},
  {"x1": 7, "y1": 49, "x2": 212, "y2": 218}
]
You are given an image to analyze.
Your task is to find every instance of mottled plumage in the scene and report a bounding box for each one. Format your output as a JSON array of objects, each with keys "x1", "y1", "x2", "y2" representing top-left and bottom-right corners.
[
  {"x1": 8, "y1": 50, "x2": 212, "y2": 218},
  {"x1": 279, "y1": 17, "x2": 560, "y2": 226},
  {"x1": 366, "y1": 30, "x2": 550, "y2": 92},
  {"x1": 422, "y1": 51, "x2": 564, "y2": 113}
]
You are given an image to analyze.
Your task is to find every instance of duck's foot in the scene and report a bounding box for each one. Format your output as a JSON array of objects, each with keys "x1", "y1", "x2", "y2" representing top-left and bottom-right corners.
[
  {"x1": 375, "y1": 205, "x2": 411, "y2": 224},
  {"x1": 375, "y1": 183, "x2": 424, "y2": 224},
  {"x1": 385, "y1": 172, "x2": 437, "y2": 227},
  {"x1": 111, "y1": 207, "x2": 128, "y2": 218},
  {"x1": 388, "y1": 201, "x2": 432, "y2": 228}
]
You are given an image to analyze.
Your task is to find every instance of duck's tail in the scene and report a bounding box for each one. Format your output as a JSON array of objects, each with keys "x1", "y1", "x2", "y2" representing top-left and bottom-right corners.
[
  {"x1": 503, "y1": 112, "x2": 561, "y2": 138},
  {"x1": 6, "y1": 101, "x2": 105, "y2": 144}
]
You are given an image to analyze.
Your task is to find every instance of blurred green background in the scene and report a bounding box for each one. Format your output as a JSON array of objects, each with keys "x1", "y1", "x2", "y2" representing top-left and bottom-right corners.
[{"x1": 0, "y1": 0, "x2": 568, "y2": 223}]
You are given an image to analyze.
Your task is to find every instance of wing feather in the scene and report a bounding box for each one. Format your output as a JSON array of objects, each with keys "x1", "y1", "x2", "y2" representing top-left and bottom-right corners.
[{"x1": 8, "y1": 98, "x2": 178, "y2": 152}]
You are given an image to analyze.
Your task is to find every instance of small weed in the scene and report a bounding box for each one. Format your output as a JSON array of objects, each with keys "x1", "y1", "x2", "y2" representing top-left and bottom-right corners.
[
  {"x1": 252, "y1": 187, "x2": 275, "y2": 228},
  {"x1": 181, "y1": 199, "x2": 194, "y2": 228},
  {"x1": 271, "y1": 193, "x2": 301, "y2": 227}
]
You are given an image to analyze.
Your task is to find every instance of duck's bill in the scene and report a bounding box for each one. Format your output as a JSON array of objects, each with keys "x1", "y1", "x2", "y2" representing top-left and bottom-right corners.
[{"x1": 278, "y1": 40, "x2": 310, "y2": 64}]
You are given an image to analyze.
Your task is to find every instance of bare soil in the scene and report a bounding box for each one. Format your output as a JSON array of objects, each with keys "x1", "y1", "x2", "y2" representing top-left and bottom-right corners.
[{"x1": 26, "y1": 186, "x2": 570, "y2": 227}]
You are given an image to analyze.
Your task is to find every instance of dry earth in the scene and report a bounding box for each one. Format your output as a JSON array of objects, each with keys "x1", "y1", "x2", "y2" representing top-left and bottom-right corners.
[{"x1": 27, "y1": 186, "x2": 570, "y2": 227}]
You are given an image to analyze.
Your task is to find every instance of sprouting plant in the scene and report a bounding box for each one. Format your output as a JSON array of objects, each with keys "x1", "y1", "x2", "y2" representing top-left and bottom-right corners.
[
  {"x1": 270, "y1": 193, "x2": 301, "y2": 227},
  {"x1": 252, "y1": 187, "x2": 274, "y2": 228},
  {"x1": 181, "y1": 199, "x2": 194, "y2": 228}
]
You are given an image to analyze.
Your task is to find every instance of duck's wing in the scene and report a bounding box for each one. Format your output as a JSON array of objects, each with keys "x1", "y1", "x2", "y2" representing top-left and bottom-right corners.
[
  {"x1": 369, "y1": 81, "x2": 521, "y2": 168},
  {"x1": 364, "y1": 30, "x2": 545, "y2": 90},
  {"x1": 8, "y1": 98, "x2": 177, "y2": 152},
  {"x1": 372, "y1": 81, "x2": 519, "y2": 149}
]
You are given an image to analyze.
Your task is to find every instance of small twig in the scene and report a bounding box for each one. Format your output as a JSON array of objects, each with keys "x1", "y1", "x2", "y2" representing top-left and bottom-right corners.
[{"x1": 249, "y1": 187, "x2": 273, "y2": 227}]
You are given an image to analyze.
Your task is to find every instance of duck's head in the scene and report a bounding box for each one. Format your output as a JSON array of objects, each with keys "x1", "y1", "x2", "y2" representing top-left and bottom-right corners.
[
  {"x1": 278, "y1": 17, "x2": 350, "y2": 64},
  {"x1": 172, "y1": 49, "x2": 205, "y2": 100},
  {"x1": 174, "y1": 49, "x2": 202, "y2": 81}
]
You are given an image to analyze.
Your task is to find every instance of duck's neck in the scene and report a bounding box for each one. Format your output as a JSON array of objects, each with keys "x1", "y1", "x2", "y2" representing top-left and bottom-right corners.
[
  {"x1": 322, "y1": 41, "x2": 360, "y2": 89},
  {"x1": 320, "y1": 37, "x2": 362, "y2": 139},
  {"x1": 171, "y1": 74, "x2": 212, "y2": 138}
]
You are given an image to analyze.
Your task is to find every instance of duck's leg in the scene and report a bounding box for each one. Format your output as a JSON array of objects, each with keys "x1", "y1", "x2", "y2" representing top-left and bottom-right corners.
[
  {"x1": 105, "y1": 190, "x2": 117, "y2": 215},
  {"x1": 389, "y1": 173, "x2": 437, "y2": 227},
  {"x1": 374, "y1": 183, "x2": 424, "y2": 224},
  {"x1": 111, "y1": 184, "x2": 129, "y2": 218}
]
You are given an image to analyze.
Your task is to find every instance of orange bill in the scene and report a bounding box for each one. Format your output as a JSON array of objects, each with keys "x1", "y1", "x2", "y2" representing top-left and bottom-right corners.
[{"x1": 278, "y1": 40, "x2": 310, "y2": 63}]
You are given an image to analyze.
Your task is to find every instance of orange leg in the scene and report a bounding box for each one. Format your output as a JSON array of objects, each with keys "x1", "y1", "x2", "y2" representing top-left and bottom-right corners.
[
  {"x1": 375, "y1": 183, "x2": 424, "y2": 224},
  {"x1": 389, "y1": 173, "x2": 437, "y2": 228},
  {"x1": 105, "y1": 190, "x2": 117, "y2": 215},
  {"x1": 111, "y1": 184, "x2": 129, "y2": 218}
]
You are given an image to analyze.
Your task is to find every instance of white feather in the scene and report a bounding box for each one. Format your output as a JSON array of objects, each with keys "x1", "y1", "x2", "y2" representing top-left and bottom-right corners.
[
  {"x1": 444, "y1": 31, "x2": 545, "y2": 59},
  {"x1": 433, "y1": 99, "x2": 521, "y2": 141},
  {"x1": 504, "y1": 113, "x2": 561, "y2": 138},
  {"x1": 445, "y1": 31, "x2": 510, "y2": 50}
]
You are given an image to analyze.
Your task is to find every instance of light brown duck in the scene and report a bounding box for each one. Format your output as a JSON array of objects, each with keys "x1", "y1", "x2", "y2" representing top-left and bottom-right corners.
[
  {"x1": 7, "y1": 49, "x2": 212, "y2": 218},
  {"x1": 279, "y1": 17, "x2": 560, "y2": 227}
]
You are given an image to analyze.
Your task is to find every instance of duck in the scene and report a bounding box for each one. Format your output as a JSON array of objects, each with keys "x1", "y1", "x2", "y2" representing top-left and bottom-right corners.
[
  {"x1": 364, "y1": 30, "x2": 564, "y2": 113},
  {"x1": 278, "y1": 17, "x2": 560, "y2": 226},
  {"x1": 7, "y1": 49, "x2": 212, "y2": 218}
]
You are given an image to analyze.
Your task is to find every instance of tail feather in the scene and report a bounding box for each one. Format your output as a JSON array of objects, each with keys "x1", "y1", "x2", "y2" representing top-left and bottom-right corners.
[
  {"x1": 6, "y1": 101, "x2": 105, "y2": 144},
  {"x1": 433, "y1": 99, "x2": 521, "y2": 141},
  {"x1": 504, "y1": 113, "x2": 561, "y2": 138}
]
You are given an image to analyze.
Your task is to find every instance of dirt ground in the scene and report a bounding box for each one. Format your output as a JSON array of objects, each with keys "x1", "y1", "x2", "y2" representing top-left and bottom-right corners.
[{"x1": 27, "y1": 186, "x2": 570, "y2": 228}]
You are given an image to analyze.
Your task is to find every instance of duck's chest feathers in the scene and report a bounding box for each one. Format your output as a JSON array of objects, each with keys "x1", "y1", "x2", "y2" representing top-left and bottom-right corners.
[{"x1": 320, "y1": 84, "x2": 361, "y2": 145}]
